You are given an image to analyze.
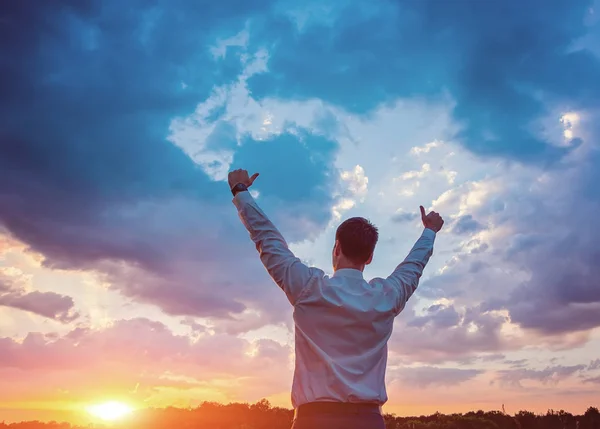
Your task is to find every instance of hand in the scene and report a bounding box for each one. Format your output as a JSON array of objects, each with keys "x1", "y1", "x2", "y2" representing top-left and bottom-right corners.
[
  {"x1": 228, "y1": 169, "x2": 259, "y2": 190},
  {"x1": 420, "y1": 205, "x2": 444, "y2": 232}
]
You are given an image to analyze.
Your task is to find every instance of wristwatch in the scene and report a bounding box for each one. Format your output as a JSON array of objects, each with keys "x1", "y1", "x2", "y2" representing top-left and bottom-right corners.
[{"x1": 231, "y1": 183, "x2": 248, "y2": 197}]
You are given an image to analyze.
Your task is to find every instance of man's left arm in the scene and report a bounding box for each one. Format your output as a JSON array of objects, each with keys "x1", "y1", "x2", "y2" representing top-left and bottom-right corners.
[
  {"x1": 386, "y1": 205, "x2": 444, "y2": 315},
  {"x1": 230, "y1": 171, "x2": 317, "y2": 305}
]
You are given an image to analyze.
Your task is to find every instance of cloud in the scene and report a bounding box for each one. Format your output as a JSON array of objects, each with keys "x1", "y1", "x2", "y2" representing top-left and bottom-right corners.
[
  {"x1": 420, "y1": 114, "x2": 600, "y2": 337},
  {"x1": 583, "y1": 376, "x2": 600, "y2": 384},
  {"x1": 391, "y1": 210, "x2": 419, "y2": 223},
  {"x1": 408, "y1": 304, "x2": 461, "y2": 329},
  {"x1": 389, "y1": 302, "x2": 514, "y2": 364},
  {"x1": 492, "y1": 149, "x2": 600, "y2": 335},
  {"x1": 0, "y1": 1, "x2": 341, "y2": 324},
  {"x1": 451, "y1": 215, "x2": 485, "y2": 235},
  {"x1": 330, "y1": 165, "x2": 369, "y2": 221},
  {"x1": 398, "y1": 164, "x2": 431, "y2": 181},
  {"x1": 247, "y1": 0, "x2": 599, "y2": 162},
  {"x1": 0, "y1": 318, "x2": 292, "y2": 405},
  {"x1": 390, "y1": 366, "x2": 482, "y2": 388},
  {"x1": 410, "y1": 141, "x2": 441, "y2": 156},
  {"x1": 504, "y1": 359, "x2": 529, "y2": 369},
  {"x1": 340, "y1": 165, "x2": 368, "y2": 200},
  {"x1": 0, "y1": 233, "x2": 22, "y2": 256},
  {"x1": 495, "y1": 365, "x2": 586, "y2": 388},
  {"x1": 0, "y1": 291, "x2": 79, "y2": 323},
  {"x1": 0, "y1": 269, "x2": 78, "y2": 323}
]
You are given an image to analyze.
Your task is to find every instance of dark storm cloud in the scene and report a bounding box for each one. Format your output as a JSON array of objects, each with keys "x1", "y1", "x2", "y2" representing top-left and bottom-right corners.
[
  {"x1": 247, "y1": 0, "x2": 599, "y2": 163},
  {"x1": 0, "y1": 1, "x2": 339, "y2": 320}
]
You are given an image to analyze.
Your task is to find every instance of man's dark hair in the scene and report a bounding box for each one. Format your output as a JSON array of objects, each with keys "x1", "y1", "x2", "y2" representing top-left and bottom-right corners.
[{"x1": 335, "y1": 217, "x2": 379, "y2": 264}]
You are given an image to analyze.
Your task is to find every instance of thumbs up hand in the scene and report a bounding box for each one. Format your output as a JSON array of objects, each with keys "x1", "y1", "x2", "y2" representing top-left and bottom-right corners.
[
  {"x1": 228, "y1": 169, "x2": 259, "y2": 190},
  {"x1": 420, "y1": 205, "x2": 444, "y2": 232}
]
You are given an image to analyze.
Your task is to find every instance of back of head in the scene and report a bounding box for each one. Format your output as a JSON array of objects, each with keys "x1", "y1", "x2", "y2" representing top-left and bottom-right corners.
[{"x1": 335, "y1": 217, "x2": 379, "y2": 266}]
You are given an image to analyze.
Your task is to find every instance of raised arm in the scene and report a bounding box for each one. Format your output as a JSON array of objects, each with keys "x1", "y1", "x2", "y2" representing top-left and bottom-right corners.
[
  {"x1": 229, "y1": 169, "x2": 317, "y2": 305},
  {"x1": 387, "y1": 206, "x2": 444, "y2": 314}
]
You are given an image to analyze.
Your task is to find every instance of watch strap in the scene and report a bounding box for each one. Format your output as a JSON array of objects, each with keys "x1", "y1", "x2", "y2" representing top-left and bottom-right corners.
[{"x1": 231, "y1": 183, "x2": 248, "y2": 197}]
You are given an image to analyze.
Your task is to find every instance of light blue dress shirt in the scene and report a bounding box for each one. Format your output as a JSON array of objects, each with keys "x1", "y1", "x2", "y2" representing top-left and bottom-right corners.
[{"x1": 233, "y1": 191, "x2": 436, "y2": 408}]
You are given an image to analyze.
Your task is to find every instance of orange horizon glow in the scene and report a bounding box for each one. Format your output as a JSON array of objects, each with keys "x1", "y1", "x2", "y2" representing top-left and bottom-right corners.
[
  {"x1": 86, "y1": 401, "x2": 134, "y2": 421},
  {"x1": 0, "y1": 392, "x2": 598, "y2": 425}
]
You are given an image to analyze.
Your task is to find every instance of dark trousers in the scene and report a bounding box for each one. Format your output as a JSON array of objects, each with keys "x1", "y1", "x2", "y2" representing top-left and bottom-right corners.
[{"x1": 291, "y1": 402, "x2": 386, "y2": 429}]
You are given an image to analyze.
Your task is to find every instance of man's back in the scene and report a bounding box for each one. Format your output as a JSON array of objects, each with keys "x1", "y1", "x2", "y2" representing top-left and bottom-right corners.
[
  {"x1": 292, "y1": 270, "x2": 398, "y2": 407},
  {"x1": 228, "y1": 168, "x2": 443, "y2": 428}
]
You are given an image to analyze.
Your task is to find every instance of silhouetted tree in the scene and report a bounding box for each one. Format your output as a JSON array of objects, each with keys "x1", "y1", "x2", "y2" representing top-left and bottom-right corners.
[{"x1": 584, "y1": 407, "x2": 600, "y2": 429}]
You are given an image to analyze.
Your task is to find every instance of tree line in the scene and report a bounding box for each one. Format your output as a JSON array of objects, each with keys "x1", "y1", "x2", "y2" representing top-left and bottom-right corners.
[{"x1": 1, "y1": 400, "x2": 598, "y2": 429}]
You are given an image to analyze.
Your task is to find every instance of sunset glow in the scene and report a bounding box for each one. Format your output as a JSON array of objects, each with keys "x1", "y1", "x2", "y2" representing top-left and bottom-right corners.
[{"x1": 86, "y1": 402, "x2": 133, "y2": 421}]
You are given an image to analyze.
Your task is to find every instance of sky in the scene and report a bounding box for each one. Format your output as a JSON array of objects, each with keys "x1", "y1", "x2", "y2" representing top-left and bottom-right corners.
[{"x1": 1, "y1": 0, "x2": 600, "y2": 424}]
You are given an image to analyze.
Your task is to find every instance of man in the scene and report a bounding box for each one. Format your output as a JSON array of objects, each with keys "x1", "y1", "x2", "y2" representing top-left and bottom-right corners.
[{"x1": 229, "y1": 169, "x2": 444, "y2": 429}]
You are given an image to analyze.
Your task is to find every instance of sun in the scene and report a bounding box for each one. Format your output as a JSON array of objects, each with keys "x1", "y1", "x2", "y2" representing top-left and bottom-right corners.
[{"x1": 86, "y1": 401, "x2": 133, "y2": 421}]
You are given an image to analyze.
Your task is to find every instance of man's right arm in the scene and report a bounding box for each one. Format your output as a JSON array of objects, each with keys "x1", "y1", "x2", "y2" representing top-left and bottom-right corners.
[{"x1": 387, "y1": 205, "x2": 444, "y2": 314}]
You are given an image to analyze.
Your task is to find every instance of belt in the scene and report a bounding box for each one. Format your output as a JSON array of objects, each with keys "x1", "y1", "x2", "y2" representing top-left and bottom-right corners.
[{"x1": 294, "y1": 402, "x2": 383, "y2": 418}]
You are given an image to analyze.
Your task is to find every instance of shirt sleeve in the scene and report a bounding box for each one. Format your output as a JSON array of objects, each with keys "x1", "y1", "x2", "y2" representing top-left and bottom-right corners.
[
  {"x1": 233, "y1": 191, "x2": 318, "y2": 305},
  {"x1": 386, "y1": 228, "x2": 436, "y2": 315}
]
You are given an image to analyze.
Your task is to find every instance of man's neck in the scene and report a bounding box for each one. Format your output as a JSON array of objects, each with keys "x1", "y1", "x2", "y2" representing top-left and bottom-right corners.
[{"x1": 334, "y1": 263, "x2": 365, "y2": 272}]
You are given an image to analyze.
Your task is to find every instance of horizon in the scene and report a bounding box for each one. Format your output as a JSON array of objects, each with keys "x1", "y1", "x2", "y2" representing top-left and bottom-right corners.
[
  {"x1": 1, "y1": 0, "x2": 600, "y2": 425},
  {"x1": 1, "y1": 400, "x2": 599, "y2": 426}
]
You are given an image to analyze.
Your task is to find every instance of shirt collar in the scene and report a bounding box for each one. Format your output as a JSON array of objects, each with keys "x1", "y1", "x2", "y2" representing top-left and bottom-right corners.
[{"x1": 332, "y1": 268, "x2": 364, "y2": 279}]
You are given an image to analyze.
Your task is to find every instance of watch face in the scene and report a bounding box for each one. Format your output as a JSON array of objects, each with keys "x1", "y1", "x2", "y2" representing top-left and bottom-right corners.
[{"x1": 232, "y1": 183, "x2": 247, "y2": 195}]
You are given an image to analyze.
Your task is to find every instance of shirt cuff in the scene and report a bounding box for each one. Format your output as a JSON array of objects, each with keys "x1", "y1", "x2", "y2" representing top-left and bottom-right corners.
[
  {"x1": 232, "y1": 190, "x2": 255, "y2": 210},
  {"x1": 422, "y1": 228, "x2": 437, "y2": 239}
]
